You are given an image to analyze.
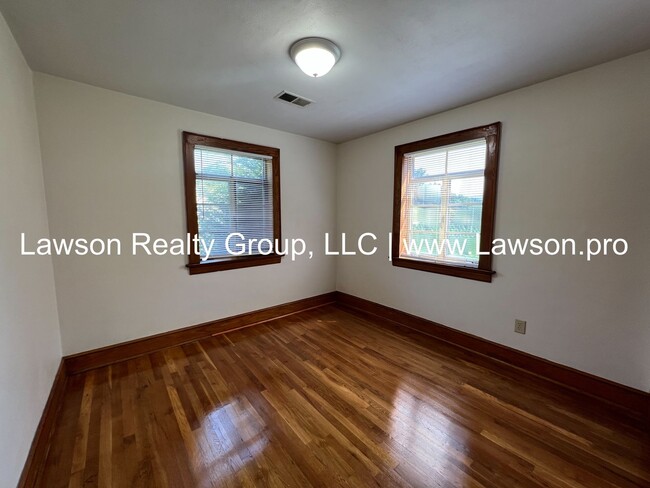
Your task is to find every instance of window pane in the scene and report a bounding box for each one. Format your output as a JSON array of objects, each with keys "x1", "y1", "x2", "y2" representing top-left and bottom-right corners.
[
  {"x1": 447, "y1": 176, "x2": 483, "y2": 266},
  {"x1": 197, "y1": 208, "x2": 232, "y2": 259},
  {"x1": 196, "y1": 179, "x2": 229, "y2": 205},
  {"x1": 448, "y1": 177, "x2": 484, "y2": 240},
  {"x1": 196, "y1": 180, "x2": 229, "y2": 258},
  {"x1": 403, "y1": 174, "x2": 485, "y2": 265},
  {"x1": 447, "y1": 205, "x2": 483, "y2": 234},
  {"x1": 449, "y1": 176, "x2": 484, "y2": 204},
  {"x1": 412, "y1": 151, "x2": 445, "y2": 178},
  {"x1": 234, "y1": 181, "x2": 273, "y2": 253},
  {"x1": 195, "y1": 165, "x2": 274, "y2": 258},
  {"x1": 445, "y1": 232, "x2": 479, "y2": 265},
  {"x1": 411, "y1": 181, "x2": 442, "y2": 205},
  {"x1": 447, "y1": 139, "x2": 486, "y2": 174},
  {"x1": 194, "y1": 148, "x2": 231, "y2": 177},
  {"x1": 410, "y1": 206, "x2": 443, "y2": 232},
  {"x1": 405, "y1": 231, "x2": 441, "y2": 258},
  {"x1": 233, "y1": 156, "x2": 265, "y2": 179}
]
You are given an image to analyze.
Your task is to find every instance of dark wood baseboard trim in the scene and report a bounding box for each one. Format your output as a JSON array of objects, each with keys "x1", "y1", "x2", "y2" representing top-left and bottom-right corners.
[
  {"x1": 17, "y1": 360, "x2": 67, "y2": 488},
  {"x1": 335, "y1": 291, "x2": 650, "y2": 419},
  {"x1": 64, "y1": 292, "x2": 337, "y2": 375}
]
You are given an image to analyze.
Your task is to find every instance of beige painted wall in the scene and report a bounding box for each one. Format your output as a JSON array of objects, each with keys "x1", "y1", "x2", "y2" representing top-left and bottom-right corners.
[
  {"x1": 336, "y1": 51, "x2": 650, "y2": 391},
  {"x1": 34, "y1": 74, "x2": 338, "y2": 355},
  {"x1": 0, "y1": 13, "x2": 62, "y2": 488}
]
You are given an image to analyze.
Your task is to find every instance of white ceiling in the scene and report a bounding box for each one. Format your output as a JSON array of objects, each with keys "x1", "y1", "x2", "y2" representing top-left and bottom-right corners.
[{"x1": 2, "y1": 0, "x2": 650, "y2": 143}]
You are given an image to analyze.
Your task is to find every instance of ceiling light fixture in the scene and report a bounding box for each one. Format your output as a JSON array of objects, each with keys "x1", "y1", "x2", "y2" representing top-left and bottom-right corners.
[{"x1": 290, "y1": 37, "x2": 341, "y2": 78}]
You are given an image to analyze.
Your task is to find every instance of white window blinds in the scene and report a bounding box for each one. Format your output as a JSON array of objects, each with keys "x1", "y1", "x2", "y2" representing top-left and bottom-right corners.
[
  {"x1": 194, "y1": 145, "x2": 274, "y2": 259},
  {"x1": 400, "y1": 138, "x2": 487, "y2": 267}
]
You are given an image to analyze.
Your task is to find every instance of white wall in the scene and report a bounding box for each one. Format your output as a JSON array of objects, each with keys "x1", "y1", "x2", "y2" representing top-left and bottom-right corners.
[
  {"x1": 336, "y1": 51, "x2": 650, "y2": 391},
  {"x1": 0, "y1": 14, "x2": 62, "y2": 488},
  {"x1": 24, "y1": 44, "x2": 650, "y2": 393},
  {"x1": 34, "y1": 74, "x2": 338, "y2": 355}
]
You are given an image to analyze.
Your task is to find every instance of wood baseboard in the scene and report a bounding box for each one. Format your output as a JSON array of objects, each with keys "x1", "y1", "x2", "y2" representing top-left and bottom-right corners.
[
  {"x1": 17, "y1": 360, "x2": 67, "y2": 488},
  {"x1": 335, "y1": 291, "x2": 649, "y2": 419},
  {"x1": 64, "y1": 292, "x2": 337, "y2": 374}
]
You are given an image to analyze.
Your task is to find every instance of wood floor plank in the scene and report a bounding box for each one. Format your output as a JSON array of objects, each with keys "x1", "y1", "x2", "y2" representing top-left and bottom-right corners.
[{"x1": 37, "y1": 305, "x2": 650, "y2": 487}]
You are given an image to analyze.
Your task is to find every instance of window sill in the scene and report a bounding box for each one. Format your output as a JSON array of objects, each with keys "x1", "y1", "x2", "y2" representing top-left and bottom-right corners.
[
  {"x1": 187, "y1": 254, "x2": 282, "y2": 275},
  {"x1": 392, "y1": 257, "x2": 494, "y2": 282}
]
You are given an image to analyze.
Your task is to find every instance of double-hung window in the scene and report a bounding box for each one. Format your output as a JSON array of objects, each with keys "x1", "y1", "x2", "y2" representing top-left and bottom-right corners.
[
  {"x1": 392, "y1": 123, "x2": 501, "y2": 282},
  {"x1": 182, "y1": 132, "x2": 281, "y2": 274}
]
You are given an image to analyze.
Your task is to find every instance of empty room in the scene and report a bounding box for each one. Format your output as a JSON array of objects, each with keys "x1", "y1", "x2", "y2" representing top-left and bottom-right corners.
[{"x1": 1, "y1": 1, "x2": 649, "y2": 487}]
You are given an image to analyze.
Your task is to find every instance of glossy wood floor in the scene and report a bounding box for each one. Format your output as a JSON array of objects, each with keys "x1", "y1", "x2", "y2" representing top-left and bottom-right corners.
[{"x1": 39, "y1": 305, "x2": 649, "y2": 487}]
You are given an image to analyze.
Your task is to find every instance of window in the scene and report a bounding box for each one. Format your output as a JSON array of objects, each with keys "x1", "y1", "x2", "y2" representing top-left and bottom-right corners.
[
  {"x1": 392, "y1": 123, "x2": 501, "y2": 282},
  {"x1": 182, "y1": 132, "x2": 281, "y2": 274}
]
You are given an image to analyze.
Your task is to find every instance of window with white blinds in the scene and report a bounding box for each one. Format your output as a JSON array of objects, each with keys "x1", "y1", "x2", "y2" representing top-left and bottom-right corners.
[
  {"x1": 401, "y1": 138, "x2": 487, "y2": 267},
  {"x1": 392, "y1": 123, "x2": 501, "y2": 282},
  {"x1": 182, "y1": 132, "x2": 281, "y2": 274},
  {"x1": 194, "y1": 146, "x2": 274, "y2": 259}
]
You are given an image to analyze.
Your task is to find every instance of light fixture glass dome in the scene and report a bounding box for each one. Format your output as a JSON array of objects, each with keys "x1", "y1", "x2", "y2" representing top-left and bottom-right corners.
[{"x1": 290, "y1": 38, "x2": 341, "y2": 78}]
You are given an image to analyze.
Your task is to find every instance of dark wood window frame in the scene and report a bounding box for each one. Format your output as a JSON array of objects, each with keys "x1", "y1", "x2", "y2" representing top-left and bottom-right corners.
[
  {"x1": 392, "y1": 122, "x2": 501, "y2": 283},
  {"x1": 182, "y1": 131, "x2": 282, "y2": 275}
]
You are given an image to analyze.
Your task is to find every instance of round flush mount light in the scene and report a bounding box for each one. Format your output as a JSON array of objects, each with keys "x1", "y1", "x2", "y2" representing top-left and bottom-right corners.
[{"x1": 290, "y1": 37, "x2": 341, "y2": 78}]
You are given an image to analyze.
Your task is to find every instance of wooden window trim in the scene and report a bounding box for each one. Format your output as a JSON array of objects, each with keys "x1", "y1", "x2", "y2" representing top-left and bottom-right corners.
[
  {"x1": 391, "y1": 122, "x2": 501, "y2": 283},
  {"x1": 182, "y1": 131, "x2": 282, "y2": 275}
]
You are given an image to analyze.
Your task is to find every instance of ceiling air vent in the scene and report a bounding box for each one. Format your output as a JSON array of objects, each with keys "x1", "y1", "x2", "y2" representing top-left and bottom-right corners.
[{"x1": 275, "y1": 90, "x2": 313, "y2": 108}]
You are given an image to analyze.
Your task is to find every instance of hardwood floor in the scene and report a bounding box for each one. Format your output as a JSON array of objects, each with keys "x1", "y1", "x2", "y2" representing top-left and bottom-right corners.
[{"x1": 38, "y1": 305, "x2": 649, "y2": 487}]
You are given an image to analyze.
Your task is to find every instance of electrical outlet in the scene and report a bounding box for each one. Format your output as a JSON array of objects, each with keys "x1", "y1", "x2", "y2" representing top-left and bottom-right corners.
[{"x1": 514, "y1": 319, "x2": 527, "y2": 334}]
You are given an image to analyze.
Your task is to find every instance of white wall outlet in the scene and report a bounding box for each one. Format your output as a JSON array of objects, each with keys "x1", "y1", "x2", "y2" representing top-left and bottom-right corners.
[{"x1": 515, "y1": 319, "x2": 527, "y2": 334}]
